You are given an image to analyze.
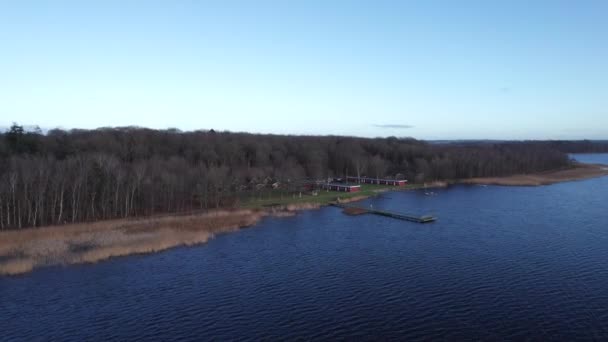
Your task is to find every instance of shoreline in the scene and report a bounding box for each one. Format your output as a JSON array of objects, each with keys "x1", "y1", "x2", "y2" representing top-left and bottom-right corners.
[
  {"x1": 2, "y1": 163, "x2": 606, "y2": 276},
  {"x1": 0, "y1": 206, "x2": 318, "y2": 276},
  {"x1": 458, "y1": 163, "x2": 608, "y2": 186},
  {"x1": 0, "y1": 200, "x2": 363, "y2": 276}
]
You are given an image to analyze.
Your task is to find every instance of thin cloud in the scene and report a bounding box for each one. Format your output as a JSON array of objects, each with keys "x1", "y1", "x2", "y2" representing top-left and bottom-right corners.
[{"x1": 373, "y1": 124, "x2": 414, "y2": 129}]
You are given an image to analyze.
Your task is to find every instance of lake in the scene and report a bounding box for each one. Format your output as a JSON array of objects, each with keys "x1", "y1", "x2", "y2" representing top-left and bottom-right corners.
[{"x1": 2, "y1": 154, "x2": 608, "y2": 340}]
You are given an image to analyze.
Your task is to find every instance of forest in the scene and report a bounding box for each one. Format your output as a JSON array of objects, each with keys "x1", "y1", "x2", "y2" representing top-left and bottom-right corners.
[{"x1": 0, "y1": 124, "x2": 581, "y2": 230}]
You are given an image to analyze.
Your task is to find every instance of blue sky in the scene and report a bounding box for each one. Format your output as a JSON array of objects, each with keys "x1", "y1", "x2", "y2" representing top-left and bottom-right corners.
[{"x1": 1, "y1": 1, "x2": 607, "y2": 139}]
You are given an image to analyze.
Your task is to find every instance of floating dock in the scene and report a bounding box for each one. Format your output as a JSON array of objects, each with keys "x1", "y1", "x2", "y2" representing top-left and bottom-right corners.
[{"x1": 332, "y1": 203, "x2": 436, "y2": 223}]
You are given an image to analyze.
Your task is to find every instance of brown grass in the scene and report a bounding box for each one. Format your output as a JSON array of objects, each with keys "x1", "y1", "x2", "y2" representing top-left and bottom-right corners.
[
  {"x1": 0, "y1": 209, "x2": 271, "y2": 276},
  {"x1": 0, "y1": 258, "x2": 37, "y2": 276},
  {"x1": 0, "y1": 201, "x2": 347, "y2": 276},
  {"x1": 460, "y1": 163, "x2": 608, "y2": 186}
]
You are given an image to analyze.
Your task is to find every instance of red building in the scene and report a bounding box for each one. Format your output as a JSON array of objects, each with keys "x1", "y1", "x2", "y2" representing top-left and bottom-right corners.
[
  {"x1": 346, "y1": 176, "x2": 407, "y2": 186},
  {"x1": 320, "y1": 183, "x2": 361, "y2": 192}
]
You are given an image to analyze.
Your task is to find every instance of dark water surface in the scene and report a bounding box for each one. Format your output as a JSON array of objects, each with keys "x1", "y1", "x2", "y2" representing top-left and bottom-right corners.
[{"x1": 2, "y1": 155, "x2": 608, "y2": 340}]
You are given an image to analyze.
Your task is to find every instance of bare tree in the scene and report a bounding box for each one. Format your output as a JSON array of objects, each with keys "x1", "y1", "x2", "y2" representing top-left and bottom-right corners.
[{"x1": 0, "y1": 125, "x2": 574, "y2": 230}]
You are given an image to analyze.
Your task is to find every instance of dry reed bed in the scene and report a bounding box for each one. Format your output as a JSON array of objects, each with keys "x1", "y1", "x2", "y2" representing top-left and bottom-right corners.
[
  {"x1": 0, "y1": 206, "x2": 314, "y2": 276},
  {"x1": 461, "y1": 163, "x2": 608, "y2": 186}
]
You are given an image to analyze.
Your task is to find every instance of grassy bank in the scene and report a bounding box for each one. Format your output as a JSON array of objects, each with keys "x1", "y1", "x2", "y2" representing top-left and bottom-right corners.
[{"x1": 241, "y1": 182, "x2": 446, "y2": 209}]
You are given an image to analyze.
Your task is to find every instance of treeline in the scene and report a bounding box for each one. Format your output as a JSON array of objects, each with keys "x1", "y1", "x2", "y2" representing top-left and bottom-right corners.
[
  {"x1": 536, "y1": 140, "x2": 608, "y2": 153},
  {"x1": 0, "y1": 124, "x2": 571, "y2": 229}
]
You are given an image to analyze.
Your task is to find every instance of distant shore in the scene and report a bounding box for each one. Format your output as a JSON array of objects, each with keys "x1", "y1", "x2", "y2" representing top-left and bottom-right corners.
[
  {"x1": 459, "y1": 163, "x2": 608, "y2": 186},
  {"x1": 2, "y1": 163, "x2": 607, "y2": 276}
]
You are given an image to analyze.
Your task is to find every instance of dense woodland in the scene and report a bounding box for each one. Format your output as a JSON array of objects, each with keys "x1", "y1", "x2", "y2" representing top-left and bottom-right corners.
[{"x1": 0, "y1": 124, "x2": 586, "y2": 230}]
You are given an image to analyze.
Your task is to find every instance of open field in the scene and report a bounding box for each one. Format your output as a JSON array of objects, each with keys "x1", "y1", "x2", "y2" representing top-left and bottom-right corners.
[{"x1": 460, "y1": 163, "x2": 608, "y2": 186}]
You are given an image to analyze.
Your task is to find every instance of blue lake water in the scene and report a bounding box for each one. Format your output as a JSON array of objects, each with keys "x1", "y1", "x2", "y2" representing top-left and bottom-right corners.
[{"x1": 2, "y1": 154, "x2": 608, "y2": 340}]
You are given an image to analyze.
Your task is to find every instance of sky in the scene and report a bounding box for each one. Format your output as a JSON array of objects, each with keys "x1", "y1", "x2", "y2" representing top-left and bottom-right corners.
[{"x1": 1, "y1": 0, "x2": 607, "y2": 139}]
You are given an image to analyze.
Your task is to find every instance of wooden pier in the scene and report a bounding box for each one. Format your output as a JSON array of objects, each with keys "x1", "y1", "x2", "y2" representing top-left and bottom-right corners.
[{"x1": 332, "y1": 203, "x2": 436, "y2": 223}]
